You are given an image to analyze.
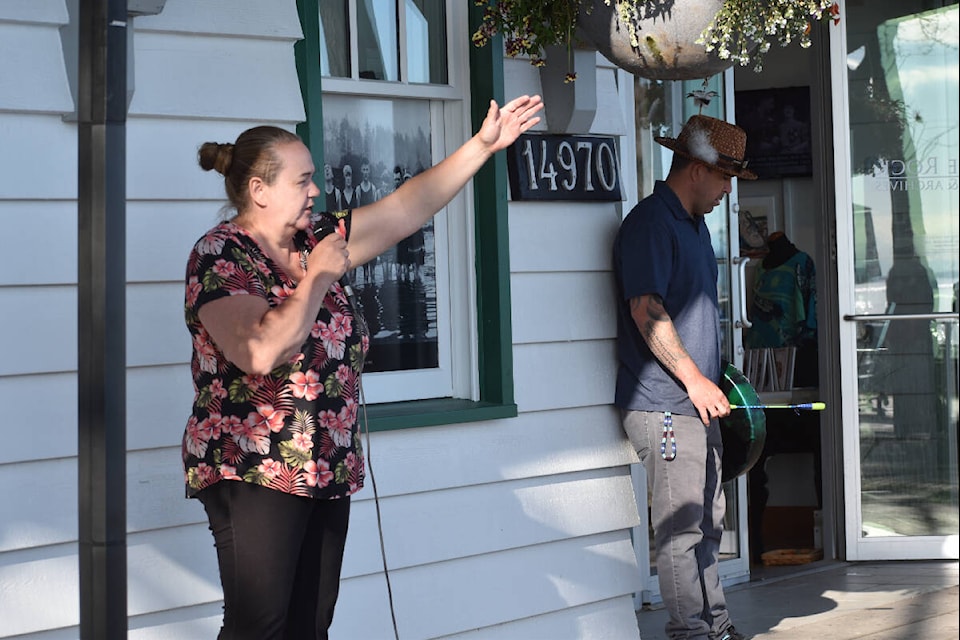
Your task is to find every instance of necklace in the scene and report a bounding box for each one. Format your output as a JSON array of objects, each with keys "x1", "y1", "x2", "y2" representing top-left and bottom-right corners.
[{"x1": 299, "y1": 249, "x2": 308, "y2": 274}]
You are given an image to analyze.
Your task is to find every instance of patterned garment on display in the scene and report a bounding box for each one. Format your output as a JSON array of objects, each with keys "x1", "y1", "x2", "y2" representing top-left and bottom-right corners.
[{"x1": 745, "y1": 250, "x2": 817, "y2": 349}]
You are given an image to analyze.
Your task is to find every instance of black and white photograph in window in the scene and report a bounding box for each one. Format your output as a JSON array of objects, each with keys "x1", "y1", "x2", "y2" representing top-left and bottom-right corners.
[{"x1": 322, "y1": 95, "x2": 438, "y2": 373}]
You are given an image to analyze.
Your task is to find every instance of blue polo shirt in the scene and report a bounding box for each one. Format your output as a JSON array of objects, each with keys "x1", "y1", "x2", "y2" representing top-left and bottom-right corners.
[{"x1": 613, "y1": 180, "x2": 722, "y2": 417}]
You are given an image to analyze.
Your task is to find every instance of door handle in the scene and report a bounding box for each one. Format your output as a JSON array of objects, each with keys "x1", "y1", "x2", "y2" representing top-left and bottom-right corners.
[
  {"x1": 843, "y1": 312, "x2": 959, "y2": 322},
  {"x1": 734, "y1": 256, "x2": 752, "y2": 329}
]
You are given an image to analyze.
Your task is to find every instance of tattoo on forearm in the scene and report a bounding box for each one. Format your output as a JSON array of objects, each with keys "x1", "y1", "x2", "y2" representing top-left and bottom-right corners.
[{"x1": 632, "y1": 295, "x2": 690, "y2": 374}]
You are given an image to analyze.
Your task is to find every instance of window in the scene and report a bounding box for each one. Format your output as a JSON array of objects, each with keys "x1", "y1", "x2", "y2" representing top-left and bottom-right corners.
[
  {"x1": 319, "y1": 0, "x2": 448, "y2": 84},
  {"x1": 296, "y1": 0, "x2": 516, "y2": 428}
]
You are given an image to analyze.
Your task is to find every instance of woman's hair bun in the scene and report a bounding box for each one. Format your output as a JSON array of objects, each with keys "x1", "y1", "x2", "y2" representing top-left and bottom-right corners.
[{"x1": 198, "y1": 142, "x2": 234, "y2": 176}]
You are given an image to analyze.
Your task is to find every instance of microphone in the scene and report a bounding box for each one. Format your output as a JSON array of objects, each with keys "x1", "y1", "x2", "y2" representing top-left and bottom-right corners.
[{"x1": 311, "y1": 216, "x2": 357, "y2": 306}]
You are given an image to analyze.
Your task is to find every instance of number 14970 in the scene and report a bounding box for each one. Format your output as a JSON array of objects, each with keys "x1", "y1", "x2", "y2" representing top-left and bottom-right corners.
[{"x1": 506, "y1": 133, "x2": 623, "y2": 202}]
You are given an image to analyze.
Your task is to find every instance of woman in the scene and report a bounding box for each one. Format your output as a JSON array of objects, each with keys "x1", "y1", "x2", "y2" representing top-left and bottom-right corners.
[{"x1": 182, "y1": 95, "x2": 542, "y2": 640}]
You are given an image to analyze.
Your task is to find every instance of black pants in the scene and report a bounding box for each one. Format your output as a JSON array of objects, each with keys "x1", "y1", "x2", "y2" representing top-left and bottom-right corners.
[{"x1": 197, "y1": 481, "x2": 351, "y2": 640}]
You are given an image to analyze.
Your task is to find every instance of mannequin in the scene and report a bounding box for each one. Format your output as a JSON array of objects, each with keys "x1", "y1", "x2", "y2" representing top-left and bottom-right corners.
[
  {"x1": 745, "y1": 231, "x2": 817, "y2": 373},
  {"x1": 763, "y1": 231, "x2": 799, "y2": 269}
]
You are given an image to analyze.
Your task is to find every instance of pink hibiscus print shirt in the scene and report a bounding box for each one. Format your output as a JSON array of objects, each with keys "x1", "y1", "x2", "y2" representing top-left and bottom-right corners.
[{"x1": 182, "y1": 213, "x2": 366, "y2": 500}]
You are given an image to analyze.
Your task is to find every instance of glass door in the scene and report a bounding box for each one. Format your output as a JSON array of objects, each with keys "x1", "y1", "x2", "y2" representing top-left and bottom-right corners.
[{"x1": 833, "y1": 0, "x2": 959, "y2": 560}]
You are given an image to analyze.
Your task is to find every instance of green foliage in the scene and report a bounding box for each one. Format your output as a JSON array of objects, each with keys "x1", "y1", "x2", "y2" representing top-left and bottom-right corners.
[
  {"x1": 279, "y1": 440, "x2": 311, "y2": 468},
  {"x1": 699, "y1": 0, "x2": 838, "y2": 72},
  {"x1": 472, "y1": 0, "x2": 583, "y2": 65}
]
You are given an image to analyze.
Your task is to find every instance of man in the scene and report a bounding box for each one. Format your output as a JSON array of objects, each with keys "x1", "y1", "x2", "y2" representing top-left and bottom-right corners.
[
  {"x1": 613, "y1": 115, "x2": 757, "y2": 640},
  {"x1": 356, "y1": 158, "x2": 381, "y2": 206},
  {"x1": 356, "y1": 159, "x2": 382, "y2": 285},
  {"x1": 323, "y1": 163, "x2": 341, "y2": 212}
]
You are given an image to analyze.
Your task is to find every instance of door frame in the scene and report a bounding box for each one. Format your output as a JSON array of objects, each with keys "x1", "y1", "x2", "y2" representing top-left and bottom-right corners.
[{"x1": 723, "y1": 65, "x2": 752, "y2": 581}]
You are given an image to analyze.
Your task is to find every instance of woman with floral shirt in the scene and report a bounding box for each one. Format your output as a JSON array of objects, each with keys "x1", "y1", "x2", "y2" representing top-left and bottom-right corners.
[{"x1": 183, "y1": 94, "x2": 542, "y2": 640}]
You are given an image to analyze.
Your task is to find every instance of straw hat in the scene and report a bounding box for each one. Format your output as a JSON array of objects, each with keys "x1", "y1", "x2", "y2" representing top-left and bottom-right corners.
[{"x1": 655, "y1": 115, "x2": 757, "y2": 180}]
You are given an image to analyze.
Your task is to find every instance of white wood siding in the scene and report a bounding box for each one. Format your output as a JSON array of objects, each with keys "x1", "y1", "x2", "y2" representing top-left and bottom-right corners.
[
  {"x1": 0, "y1": 2, "x2": 643, "y2": 638},
  {"x1": 0, "y1": 18, "x2": 80, "y2": 639}
]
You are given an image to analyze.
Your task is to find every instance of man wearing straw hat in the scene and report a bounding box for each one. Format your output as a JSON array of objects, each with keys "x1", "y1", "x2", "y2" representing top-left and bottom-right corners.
[{"x1": 613, "y1": 115, "x2": 757, "y2": 640}]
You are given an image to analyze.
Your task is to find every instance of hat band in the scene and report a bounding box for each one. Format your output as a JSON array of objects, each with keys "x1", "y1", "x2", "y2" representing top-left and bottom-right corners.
[{"x1": 716, "y1": 152, "x2": 749, "y2": 172}]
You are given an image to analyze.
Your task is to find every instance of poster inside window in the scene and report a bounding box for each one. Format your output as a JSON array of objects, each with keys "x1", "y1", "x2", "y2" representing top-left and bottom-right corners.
[
  {"x1": 735, "y1": 86, "x2": 813, "y2": 179},
  {"x1": 322, "y1": 95, "x2": 438, "y2": 373}
]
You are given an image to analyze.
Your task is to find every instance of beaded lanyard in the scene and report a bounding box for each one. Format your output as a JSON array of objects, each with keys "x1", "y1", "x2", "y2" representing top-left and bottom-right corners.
[{"x1": 660, "y1": 411, "x2": 677, "y2": 461}]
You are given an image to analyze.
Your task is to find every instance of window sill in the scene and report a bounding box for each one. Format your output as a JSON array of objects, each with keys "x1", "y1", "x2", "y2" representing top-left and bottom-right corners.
[{"x1": 364, "y1": 398, "x2": 518, "y2": 432}]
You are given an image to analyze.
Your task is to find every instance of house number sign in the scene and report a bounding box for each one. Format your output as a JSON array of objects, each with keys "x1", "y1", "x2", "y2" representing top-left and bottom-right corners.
[{"x1": 506, "y1": 133, "x2": 623, "y2": 202}]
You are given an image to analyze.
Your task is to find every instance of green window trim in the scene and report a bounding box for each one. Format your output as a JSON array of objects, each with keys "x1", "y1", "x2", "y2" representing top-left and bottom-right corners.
[{"x1": 294, "y1": 1, "x2": 517, "y2": 432}]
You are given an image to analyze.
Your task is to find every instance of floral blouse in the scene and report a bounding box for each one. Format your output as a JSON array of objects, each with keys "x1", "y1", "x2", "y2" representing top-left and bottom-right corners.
[{"x1": 182, "y1": 212, "x2": 368, "y2": 500}]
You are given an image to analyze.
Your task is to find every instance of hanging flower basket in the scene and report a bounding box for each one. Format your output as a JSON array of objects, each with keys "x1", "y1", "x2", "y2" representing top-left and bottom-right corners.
[
  {"x1": 576, "y1": 0, "x2": 737, "y2": 80},
  {"x1": 473, "y1": 0, "x2": 839, "y2": 81}
]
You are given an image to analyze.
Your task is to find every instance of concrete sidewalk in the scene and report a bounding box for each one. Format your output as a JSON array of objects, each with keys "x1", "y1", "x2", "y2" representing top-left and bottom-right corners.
[{"x1": 636, "y1": 560, "x2": 959, "y2": 639}]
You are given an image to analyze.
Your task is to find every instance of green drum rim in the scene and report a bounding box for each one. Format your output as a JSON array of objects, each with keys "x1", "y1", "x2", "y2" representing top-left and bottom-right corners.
[{"x1": 719, "y1": 362, "x2": 767, "y2": 482}]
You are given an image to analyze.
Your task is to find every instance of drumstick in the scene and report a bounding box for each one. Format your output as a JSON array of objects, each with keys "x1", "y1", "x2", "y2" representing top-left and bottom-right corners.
[{"x1": 730, "y1": 402, "x2": 826, "y2": 410}]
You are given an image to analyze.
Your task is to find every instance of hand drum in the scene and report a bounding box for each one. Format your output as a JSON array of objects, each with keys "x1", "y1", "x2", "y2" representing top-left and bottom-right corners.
[{"x1": 719, "y1": 362, "x2": 766, "y2": 483}]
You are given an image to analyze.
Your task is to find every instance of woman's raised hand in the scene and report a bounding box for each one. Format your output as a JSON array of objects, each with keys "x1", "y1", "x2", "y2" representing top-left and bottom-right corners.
[{"x1": 477, "y1": 95, "x2": 543, "y2": 154}]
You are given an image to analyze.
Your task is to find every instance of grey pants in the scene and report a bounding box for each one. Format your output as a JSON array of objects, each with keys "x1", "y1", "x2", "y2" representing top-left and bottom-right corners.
[{"x1": 622, "y1": 410, "x2": 731, "y2": 640}]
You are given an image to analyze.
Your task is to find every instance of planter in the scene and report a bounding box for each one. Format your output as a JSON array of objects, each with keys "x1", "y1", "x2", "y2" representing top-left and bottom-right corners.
[{"x1": 576, "y1": 0, "x2": 751, "y2": 80}]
